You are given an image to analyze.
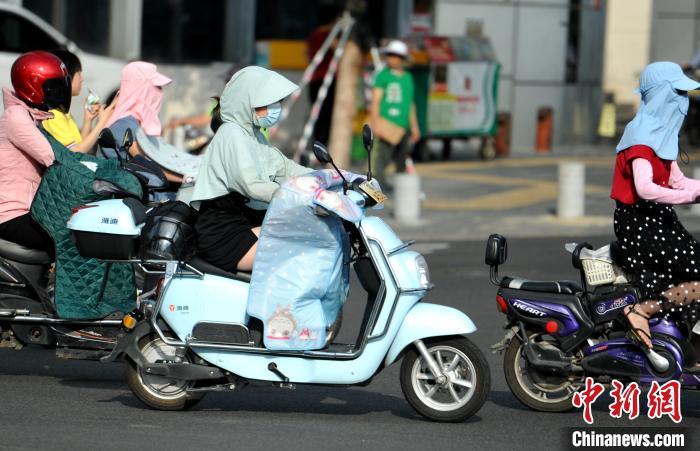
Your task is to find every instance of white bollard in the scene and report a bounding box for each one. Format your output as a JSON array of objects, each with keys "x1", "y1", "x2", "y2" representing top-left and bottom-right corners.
[
  {"x1": 172, "y1": 125, "x2": 186, "y2": 150},
  {"x1": 692, "y1": 167, "x2": 700, "y2": 216},
  {"x1": 557, "y1": 161, "x2": 585, "y2": 219},
  {"x1": 393, "y1": 173, "x2": 421, "y2": 224}
]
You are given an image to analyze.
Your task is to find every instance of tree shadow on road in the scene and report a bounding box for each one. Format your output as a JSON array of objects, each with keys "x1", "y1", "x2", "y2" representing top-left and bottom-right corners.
[
  {"x1": 0, "y1": 347, "x2": 123, "y2": 384},
  {"x1": 106, "y1": 383, "x2": 484, "y2": 424}
]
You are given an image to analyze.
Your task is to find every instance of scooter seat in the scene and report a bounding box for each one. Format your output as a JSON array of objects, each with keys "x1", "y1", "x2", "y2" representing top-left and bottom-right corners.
[
  {"x1": 500, "y1": 276, "x2": 581, "y2": 294},
  {"x1": 0, "y1": 238, "x2": 51, "y2": 265},
  {"x1": 188, "y1": 257, "x2": 251, "y2": 283}
]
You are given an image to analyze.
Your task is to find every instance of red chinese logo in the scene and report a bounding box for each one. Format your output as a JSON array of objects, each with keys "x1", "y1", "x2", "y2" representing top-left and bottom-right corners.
[
  {"x1": 647, "y1": 380, "x2": 682, "y2": 423},
  {"x1": 572, "y1": 378, "x2": 683, "y2": 424},
  {"x1": 609, "y1": 380, "x2": 641, "y2": 420},
  {"x1": 572, "y1": 378, "x2": 605, "y2": 424}
]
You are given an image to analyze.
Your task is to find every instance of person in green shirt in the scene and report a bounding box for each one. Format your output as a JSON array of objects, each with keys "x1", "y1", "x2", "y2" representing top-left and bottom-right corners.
[{"x1": 370, "y1": 40, "x2": 421, "y2": 191}]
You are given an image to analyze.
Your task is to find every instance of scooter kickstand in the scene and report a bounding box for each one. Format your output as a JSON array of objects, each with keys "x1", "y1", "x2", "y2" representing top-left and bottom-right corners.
[
  {"x1": 414, "y1": 339, "x2": 447, "y2": 385},
  {"x1": 268, "y1": 362, "x2": 295, "y2": 389}
]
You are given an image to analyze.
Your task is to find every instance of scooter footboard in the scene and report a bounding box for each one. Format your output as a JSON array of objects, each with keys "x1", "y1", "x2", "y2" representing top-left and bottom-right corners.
[{"x1": 383, "y1": 302, "x2": 476, "y2": 366}]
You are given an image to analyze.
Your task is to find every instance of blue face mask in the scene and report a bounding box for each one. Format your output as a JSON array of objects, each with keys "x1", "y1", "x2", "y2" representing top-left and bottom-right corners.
[{"x1": 256, "y1": 102, "x2": 282, "y2": 128}]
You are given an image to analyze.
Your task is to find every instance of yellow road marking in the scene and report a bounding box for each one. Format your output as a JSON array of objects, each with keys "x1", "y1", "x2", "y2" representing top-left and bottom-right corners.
[{"x1": 412, "y1": 156, "x2": 611, "y2": 211}]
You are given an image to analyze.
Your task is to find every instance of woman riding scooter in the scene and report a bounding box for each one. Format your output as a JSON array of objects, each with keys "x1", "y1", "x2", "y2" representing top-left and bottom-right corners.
[
  {"x1": 191, "y1": 66, "x2": 311, "y2": 273},
  {"x1": 0, "y1": 51, "x2": 71, "y2": 256},
  {"x1": 612, "y1": 62, "x2": 700, "y2": 357},
  {"x1": 104, "y1": 61, "x2": 184, "y2": 183}
]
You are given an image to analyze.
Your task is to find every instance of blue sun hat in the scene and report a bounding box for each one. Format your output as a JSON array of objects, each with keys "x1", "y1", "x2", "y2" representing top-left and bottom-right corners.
[
  {"x1": 616, "y1": 62, "x2": 700, "y2": 160},
  {"x1": 638, "y1": 61, "x2": 700, "y2": 93}
]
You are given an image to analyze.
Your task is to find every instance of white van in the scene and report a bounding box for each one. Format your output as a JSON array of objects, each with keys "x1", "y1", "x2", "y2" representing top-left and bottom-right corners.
[{"x1": 0, "y1": 3, "x2": 123, "y2": 122}]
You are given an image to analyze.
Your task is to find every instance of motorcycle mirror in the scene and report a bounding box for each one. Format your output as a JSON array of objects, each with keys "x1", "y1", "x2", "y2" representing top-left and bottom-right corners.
[
  {"x1": 122, "y1": 128, "x2": 134, "y2": 150},
  {"x1": 97, "y1": 128, "x2": 117, "y2": 149},
  {"x1": 362, "y1": 124, "x2": 374, "y2": 152},
  {"x1": 312, "y1": 141, "x2": 348, "y2": 194},
  {"x1": 362, "y1": 124, "x2": 374, "y2": 181},
  {"x1": 312, "y1": 141, "x2": 332, "y2": 164}
]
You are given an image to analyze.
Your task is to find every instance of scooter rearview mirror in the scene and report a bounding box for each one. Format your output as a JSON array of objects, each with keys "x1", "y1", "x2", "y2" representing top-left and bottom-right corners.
[
  {"x1": 122, "y1": 128, "x2": 134, "y2": 151},
  {"x1": 312, "y1": 141, "x2": 332, "y2": 164},
  {"x1": 97, "y1": 128, "x2": 117, "y2": 150},
  {"x1": 362, "y1": 124, "x2": 373, "y2": 152},
  {"x1": 312, "y1": 141, "x2": 348, "y2": 194},
  {"x1": 362, "y1": 124, "x2": 374, "y2": 181}
]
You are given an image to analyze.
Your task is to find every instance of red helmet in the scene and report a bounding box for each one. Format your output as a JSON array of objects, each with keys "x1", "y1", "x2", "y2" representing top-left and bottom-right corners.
[{"x1": 11, "y1": 51, "x2": 71, "y2": 111}]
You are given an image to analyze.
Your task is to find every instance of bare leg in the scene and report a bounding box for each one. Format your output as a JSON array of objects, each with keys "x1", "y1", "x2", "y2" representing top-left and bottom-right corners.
[
  {"x1": 236, "y1": 227, "x2": 261, "y2": 272},
  {"x1": 625, "y1": 281, "x2": 700, "y2": 349},
  {"x1": 661, "y1": 281, "x2": 700, "y2": 367},
  {"x1": 623, "y1": 301, "x2": 659, "y2": 348}
]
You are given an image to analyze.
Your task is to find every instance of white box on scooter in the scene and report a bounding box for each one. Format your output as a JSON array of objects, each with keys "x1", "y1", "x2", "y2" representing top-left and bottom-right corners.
[{"x1": 67, "y1": 199, "x2": 143, "y2": 260}]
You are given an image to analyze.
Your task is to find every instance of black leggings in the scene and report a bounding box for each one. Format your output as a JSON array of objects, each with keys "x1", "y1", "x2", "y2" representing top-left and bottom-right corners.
[{"x1": 0, "y1": 214, "x2": 54, "y2": 257}]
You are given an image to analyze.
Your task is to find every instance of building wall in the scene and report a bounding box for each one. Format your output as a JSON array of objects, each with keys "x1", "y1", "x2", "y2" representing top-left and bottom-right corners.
[
  {"x1": 602, "y1": 0, "x2": 652, "y2": 108},
  {"x1": 434, "y1": 0, "x2": 606, "y2": 153},
  {"x1": 649, "y1": 0, "x2": 700, "y2": 64}
]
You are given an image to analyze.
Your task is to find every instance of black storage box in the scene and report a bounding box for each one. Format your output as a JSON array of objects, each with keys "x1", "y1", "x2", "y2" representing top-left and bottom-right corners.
[
  {"x1": 67, "y1": 198, "x2": 146, "y2": 260},
  {"x1": 73, "y1": 230, "x2": 140, "y2": 260}
]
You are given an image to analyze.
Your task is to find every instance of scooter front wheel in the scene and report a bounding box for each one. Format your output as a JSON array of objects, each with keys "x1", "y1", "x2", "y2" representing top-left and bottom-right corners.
[
  {"x1": 125, "y1": 334, "x2": 204, "y2": 411},
  {"x1": 400, "y1": 337, "x2": 490, "y2": 422}
]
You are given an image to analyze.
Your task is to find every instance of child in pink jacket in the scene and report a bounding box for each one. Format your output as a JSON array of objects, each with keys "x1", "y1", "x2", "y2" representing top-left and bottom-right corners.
[{"x1": 0, "y1": 51, "x2": 71, "y2": 254}]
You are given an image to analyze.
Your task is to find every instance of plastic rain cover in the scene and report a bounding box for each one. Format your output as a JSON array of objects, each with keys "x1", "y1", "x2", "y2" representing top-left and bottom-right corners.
[{"x1": 246, "y1": 169, "x2": 364, "y2": 350}]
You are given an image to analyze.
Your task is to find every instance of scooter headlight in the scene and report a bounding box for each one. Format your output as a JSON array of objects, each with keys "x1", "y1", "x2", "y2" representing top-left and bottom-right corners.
[{"x1": 415, "y1": 255, "x2": 430, "y2": 289}]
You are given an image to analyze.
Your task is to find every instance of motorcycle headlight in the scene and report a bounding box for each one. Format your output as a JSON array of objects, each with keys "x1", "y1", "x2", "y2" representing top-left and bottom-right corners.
[{"x1": 415, "y1": 255, "x2": 430, "y2": 289}]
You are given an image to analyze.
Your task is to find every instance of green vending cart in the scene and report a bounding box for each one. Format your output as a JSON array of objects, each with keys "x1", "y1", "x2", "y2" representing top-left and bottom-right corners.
[{"x1": 408, "y1": 35, "x2": 500, "y2": 160}]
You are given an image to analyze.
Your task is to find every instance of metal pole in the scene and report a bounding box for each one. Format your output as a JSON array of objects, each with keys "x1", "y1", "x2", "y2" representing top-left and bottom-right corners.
[
  {"x1": 557, "y1": 161, "x2": 585, "y2": 219},
  {"x1": 108, "y1": 0, "x2": 143, "y2": 60},
  {"x1": 393, "y1": 173, "x2": 422, "y2": 224},
  {"x1": 223, "y1": 0, "x2": 256, "y2": 64}
]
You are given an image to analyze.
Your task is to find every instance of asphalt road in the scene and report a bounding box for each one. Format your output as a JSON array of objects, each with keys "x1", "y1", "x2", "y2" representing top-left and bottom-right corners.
[{"x1": 1, "y1": 236, "x2": 698, "y2": 451}]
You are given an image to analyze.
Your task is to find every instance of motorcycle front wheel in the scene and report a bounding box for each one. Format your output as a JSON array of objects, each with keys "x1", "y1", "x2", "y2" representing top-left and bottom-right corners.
[
  {"x1": 503, "y1": 332, "x2": 581, "y2": 412},
  {"x1": 125, "y1": 334, "x2": 204, "y2": 411},
  {"x1": 400, "y1": 337, "x2": 490, "y2": 422}
]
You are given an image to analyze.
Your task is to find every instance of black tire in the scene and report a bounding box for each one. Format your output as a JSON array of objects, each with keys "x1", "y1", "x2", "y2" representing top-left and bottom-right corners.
[
  {"x1": 125, "y1": 334, "x2": 204, "y2": 411},
  {"x1": 503, "y1": 333, "x2": 578, "y2": 412},
  {"x1": 400, "y1": 337, "x2": 490, "y2": 422}
]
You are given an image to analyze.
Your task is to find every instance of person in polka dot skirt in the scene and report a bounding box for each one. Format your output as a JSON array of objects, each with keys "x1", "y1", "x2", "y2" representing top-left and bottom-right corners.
[{"x1": 611, "y1": 62, "x2": 700, "y2": 356}]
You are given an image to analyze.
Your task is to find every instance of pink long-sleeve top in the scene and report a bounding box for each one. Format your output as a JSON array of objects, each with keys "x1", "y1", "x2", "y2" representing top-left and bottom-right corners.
[
  {"x1": 611, "y1": 144, "x2": 700, "y2": 205},
  {"x1": 0, "y1": 88, "x2": 55, "y2": 224}
]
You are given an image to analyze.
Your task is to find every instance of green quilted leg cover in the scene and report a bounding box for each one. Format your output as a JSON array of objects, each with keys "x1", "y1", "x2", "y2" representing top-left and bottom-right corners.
[{"x1": 30, "y1": 133, "x2": 141, "y2": 319}]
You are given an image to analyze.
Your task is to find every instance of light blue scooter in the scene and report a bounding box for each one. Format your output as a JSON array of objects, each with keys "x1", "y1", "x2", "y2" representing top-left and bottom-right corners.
[{"x1": 95, "y1": 126, "x2": 490, "y2": 422}]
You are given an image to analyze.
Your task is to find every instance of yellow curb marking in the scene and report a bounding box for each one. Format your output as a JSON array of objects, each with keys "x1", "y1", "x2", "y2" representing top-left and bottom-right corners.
[{"x1": 414, "y1": 156, "x2": 612, "y2": 211}]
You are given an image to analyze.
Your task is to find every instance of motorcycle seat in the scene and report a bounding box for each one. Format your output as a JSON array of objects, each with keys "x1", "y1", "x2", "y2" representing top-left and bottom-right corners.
[
  {"x1": 500, "y1": 276, "x2": 581, "y2": 294},
  {"x1": 188, "y1": 257, "x2": 251, "y2": 283},
  {"x1": 0, "y1": 238, "x2": 51, "y2": 265}
]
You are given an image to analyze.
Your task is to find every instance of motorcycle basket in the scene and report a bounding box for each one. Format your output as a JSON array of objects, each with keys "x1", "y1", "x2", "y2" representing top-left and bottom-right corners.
[{"x1": 581, "y1": 258, "x2": 617, "y2": 286}]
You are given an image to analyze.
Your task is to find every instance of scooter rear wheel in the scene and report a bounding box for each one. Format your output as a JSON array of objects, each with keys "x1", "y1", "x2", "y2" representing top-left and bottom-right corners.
[
  {"x1": 400, "y1": 337, "x2": 490, "y2": 422},
  {"x1": 503, "y1": 332, "x2": 579, "y2": 412},
  {"x1": 125, "y1": 334, "x2": 204, "y2": 411}
]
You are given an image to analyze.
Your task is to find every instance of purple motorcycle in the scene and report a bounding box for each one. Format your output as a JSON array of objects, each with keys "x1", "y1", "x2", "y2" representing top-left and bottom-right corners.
[{"x1": 485, "y1": 234, "x2": 700, "y2": 412}]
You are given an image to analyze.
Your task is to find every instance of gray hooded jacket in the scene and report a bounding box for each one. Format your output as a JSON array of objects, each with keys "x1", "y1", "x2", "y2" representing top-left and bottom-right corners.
[{"x1": 191, "y1": 66, "x2": 310, "y2": 209}]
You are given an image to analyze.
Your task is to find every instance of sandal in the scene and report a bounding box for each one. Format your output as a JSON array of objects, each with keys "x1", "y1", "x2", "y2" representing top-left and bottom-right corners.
[{"x1": 623, "y1": 304, "x2": 653, "y2": 349}]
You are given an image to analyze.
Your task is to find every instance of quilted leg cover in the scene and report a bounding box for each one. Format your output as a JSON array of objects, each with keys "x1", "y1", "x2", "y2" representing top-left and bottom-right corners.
[{"x1": 30, "y1": 133, "x2": 141, "y2": 319}]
